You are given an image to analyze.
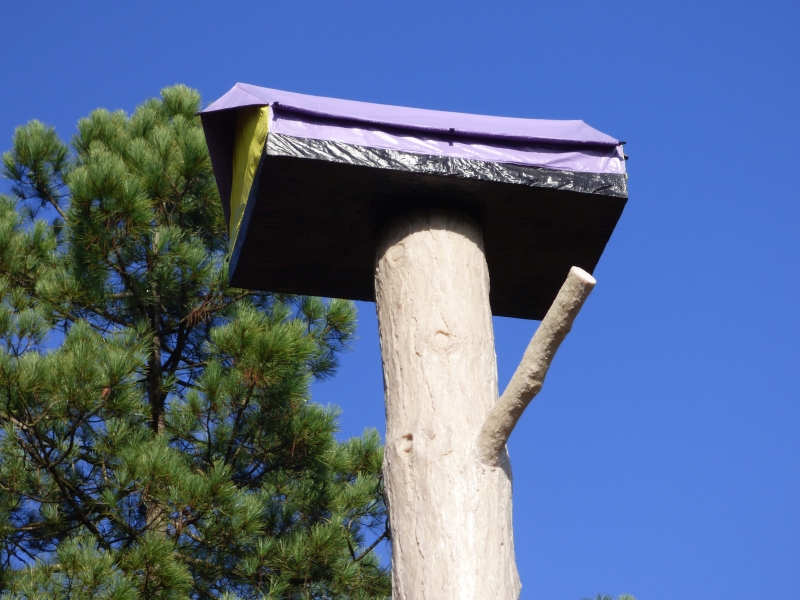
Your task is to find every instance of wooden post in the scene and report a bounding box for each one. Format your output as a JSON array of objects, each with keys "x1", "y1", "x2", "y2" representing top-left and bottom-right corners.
[
  {"x1": 375, "y1": 210, "x2": 597, "y2": 598},
  {"x1": 375, "y1": 210, "x2": 520, "y2": 599}
]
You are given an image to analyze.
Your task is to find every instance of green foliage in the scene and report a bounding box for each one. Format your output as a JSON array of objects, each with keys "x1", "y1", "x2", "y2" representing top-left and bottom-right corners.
[{"x1": 0, "y1": 86, "x2": 389, "y2": 599}]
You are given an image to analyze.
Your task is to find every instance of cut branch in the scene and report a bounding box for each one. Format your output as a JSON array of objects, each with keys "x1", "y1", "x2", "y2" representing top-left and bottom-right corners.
[{"x1": 476, "y1": 266, "x2": 596, "y2": 466}]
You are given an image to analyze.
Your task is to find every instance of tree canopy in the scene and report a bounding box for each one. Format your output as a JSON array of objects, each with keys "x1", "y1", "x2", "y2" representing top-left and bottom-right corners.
[{"x1": 0, "y1": 86, "x2": 390, "y2": 599}]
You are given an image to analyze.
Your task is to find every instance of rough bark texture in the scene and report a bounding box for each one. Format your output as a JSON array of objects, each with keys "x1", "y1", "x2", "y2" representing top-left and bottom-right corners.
[
  {"x1": 476, "y1": 266, "x2": 596, "y2": 466},
  {"x1": 374, "y1": 210, "x2": 521, "y2": 599}
]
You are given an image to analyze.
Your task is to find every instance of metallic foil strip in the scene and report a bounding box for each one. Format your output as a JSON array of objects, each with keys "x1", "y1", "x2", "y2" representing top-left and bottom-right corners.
[{"x1": 267, "y1": 133, "x2": 628, "y2": 198}]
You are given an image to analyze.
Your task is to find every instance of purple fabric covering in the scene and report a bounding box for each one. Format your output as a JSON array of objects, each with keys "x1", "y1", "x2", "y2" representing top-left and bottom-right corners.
[
  {"x1": 204, "y1": 83, "x2": 620, "y2": 147},
  {"x1": 200, "y1": 83, "x2": 627, "y2": 222}
]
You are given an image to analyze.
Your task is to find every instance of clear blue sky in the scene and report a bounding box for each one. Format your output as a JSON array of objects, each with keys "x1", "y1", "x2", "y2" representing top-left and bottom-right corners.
[{"x1": 2, "y1": 1, "x2": 798, "y2": 598}]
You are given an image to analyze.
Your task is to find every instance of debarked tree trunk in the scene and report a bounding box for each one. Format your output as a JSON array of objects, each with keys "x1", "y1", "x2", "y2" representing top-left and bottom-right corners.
[{"x1": 374, "y1": 210, "x2": 521, "y2": 600}]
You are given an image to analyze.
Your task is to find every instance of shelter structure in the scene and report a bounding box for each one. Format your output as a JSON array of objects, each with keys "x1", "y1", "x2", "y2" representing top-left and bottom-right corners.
[{"x1": 201, "y1": 83, "x2": 627, "y2": 599}]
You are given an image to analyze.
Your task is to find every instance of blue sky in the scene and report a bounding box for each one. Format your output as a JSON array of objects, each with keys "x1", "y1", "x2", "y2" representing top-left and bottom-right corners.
[{"x1": 2, "y1": 1, "x2": 798, "y2": 598}]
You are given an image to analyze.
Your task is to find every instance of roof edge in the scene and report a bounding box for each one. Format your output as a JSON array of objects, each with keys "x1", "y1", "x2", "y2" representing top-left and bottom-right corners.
[{"x1": 202, "y1": 83, "x2": 621, "y2": 148}]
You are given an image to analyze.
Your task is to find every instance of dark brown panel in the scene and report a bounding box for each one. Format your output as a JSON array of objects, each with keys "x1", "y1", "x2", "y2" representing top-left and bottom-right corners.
[{"x1": 230, "y1": 155, "x2": 625, "y2": 321}]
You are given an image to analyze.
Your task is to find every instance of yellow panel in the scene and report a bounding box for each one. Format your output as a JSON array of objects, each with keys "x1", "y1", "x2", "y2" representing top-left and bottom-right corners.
[{"x1": 229, "y1": 105, "x2": 270, "y2": 253}]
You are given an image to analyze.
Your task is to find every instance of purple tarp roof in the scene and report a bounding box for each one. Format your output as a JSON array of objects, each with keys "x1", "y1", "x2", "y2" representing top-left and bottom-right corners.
[
  {"x1": 203, "y1": 82, "x2": 620, "y2": 148},
  {"x1": 200, "y1": 84, "x2": 628, "y2": 319}
]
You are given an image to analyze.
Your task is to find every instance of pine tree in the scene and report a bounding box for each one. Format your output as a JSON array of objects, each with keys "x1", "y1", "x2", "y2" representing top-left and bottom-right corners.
[{"x1": 0, "y1": 86, "x2": 390, "y2": 599}]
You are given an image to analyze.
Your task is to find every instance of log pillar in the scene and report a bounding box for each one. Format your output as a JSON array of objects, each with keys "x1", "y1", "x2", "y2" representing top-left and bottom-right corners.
[{"x1": 374, "y1": 209, "x2": 521, "y2": 599}]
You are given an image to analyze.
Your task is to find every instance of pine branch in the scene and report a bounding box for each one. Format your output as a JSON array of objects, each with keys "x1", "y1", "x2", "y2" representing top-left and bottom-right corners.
[{"x1": 353, "y1": 529, "x2": 389, "y2": 563}]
